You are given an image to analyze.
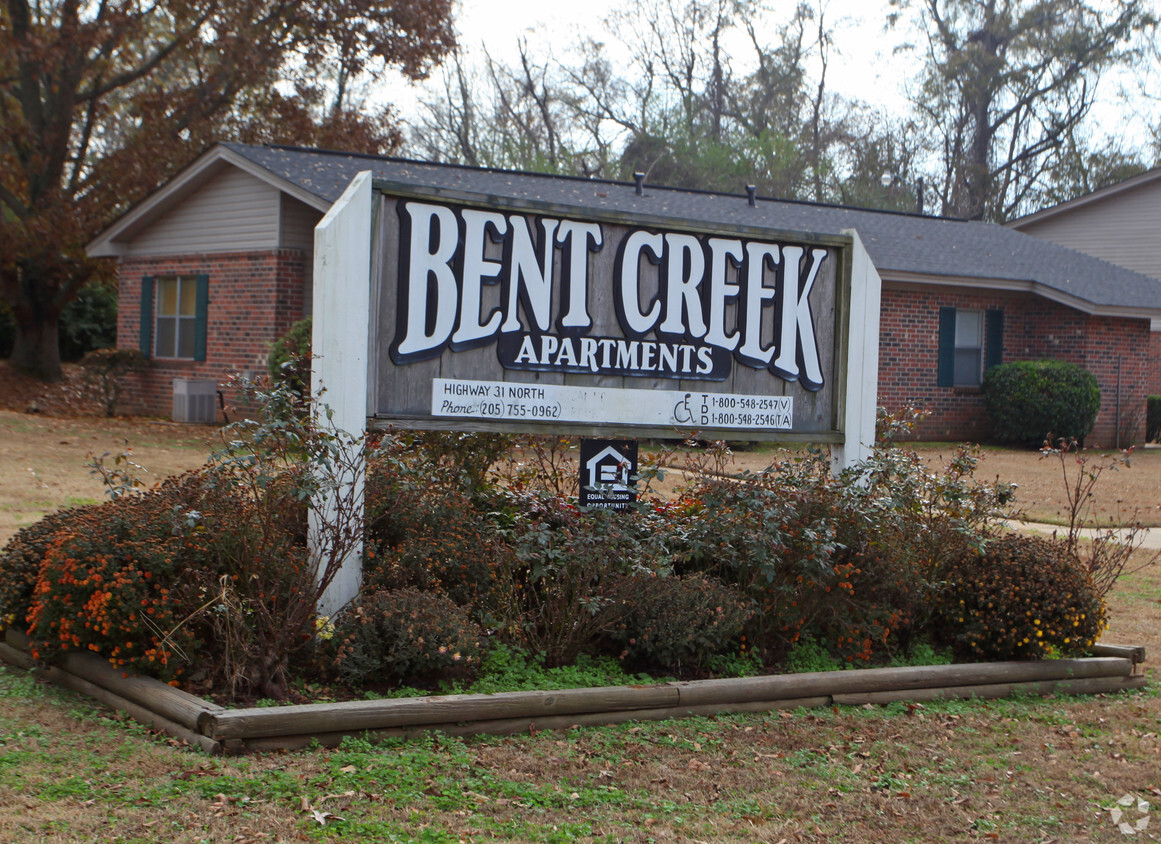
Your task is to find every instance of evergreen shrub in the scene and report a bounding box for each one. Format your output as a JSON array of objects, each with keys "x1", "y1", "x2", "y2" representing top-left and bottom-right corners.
[
  {"x1": 982, "y1": 359, "x2": 1100, "y2": 447},
  {"x1": 610, "y1": 573, "x2": 754, "y2": 673},
  {"x1": 60, "y1": 280, "x2": 118, "y2": 361},
  {"x1": 266, "y1": 317, "x2": 312, "y2": 398},
  {"x1": 329, "y1": 588, "x2": 482, "y2": 687}
]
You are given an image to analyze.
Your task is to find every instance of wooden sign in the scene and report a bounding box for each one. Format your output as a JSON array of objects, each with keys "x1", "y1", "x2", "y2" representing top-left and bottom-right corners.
[{"x1": 368, "y1": 190, "x2": 853, "y2": 443}]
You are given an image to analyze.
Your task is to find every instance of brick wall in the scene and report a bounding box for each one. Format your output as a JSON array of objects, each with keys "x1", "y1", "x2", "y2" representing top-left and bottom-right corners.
[
  {"x1": 878, "y1": 282, "x2": 1153, "y2": 447},
  {"x1": 115, "y1": 250, "x2": 307, "y2": 420},
  {"x1": 1080, "y1": 315, "x2": 1152, "y2": 447}
]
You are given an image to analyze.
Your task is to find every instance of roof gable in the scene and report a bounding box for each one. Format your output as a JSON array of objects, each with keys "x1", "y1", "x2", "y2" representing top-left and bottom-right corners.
[
  {"x1": 87, "y1": 145, "x2": 333, "y2": 257},
  {"x1": 1009, "y1": 167, "x2": 1161, "y2": 229}
]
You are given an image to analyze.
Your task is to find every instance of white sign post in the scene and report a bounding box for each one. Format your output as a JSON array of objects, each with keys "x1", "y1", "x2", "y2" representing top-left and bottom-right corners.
[{"x1": 310, "y1": 171, "x2": 373, "y2": 617}]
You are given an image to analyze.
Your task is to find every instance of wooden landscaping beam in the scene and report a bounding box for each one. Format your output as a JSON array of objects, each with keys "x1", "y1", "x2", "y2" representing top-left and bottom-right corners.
[
  {"x1": 672, "y1": 658, "x2": 1133, "y2": 707},
  {"x1": 205, "y1": 658, "x2": 1134, "y2": 744},
  {"x1": 833, "y1": 674, "x2": 1149, "y2": 706},
  {"x1": 0, "y1": 624, "x2": 1149, "y2": 753},
  {"x1": 55, "y1": 651, "x2": 224, "y2": 732},
  {"x1": 2, "y1": 628, "x2": 222, "y2": 732},
  {"x1": 4, "y1": 627, "x2": 30, "y2": 651},
  {"x1": 234, "y1": 696, "x2": 834, "y2": 753},
  {"x1": 203, "y1": 683, "x2": 681, "y2": 741},
  {"x1": 0, "y1": 641, "x2": 34, "y2": 671},
  {"x1": 1090, "y1": 643, "x2": 1146, "y2": 664}
]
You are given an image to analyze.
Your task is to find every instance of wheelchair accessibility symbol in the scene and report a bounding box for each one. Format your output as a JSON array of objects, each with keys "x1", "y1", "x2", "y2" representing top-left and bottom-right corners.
[{"x1": 673, "y1": 393, "x2": 694, "y2": 424}]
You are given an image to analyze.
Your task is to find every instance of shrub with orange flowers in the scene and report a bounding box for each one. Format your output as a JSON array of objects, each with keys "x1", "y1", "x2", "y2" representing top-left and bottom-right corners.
[
  {"x1": 25, "y1": 474, "x2": 210, "y2": 681},
  {"x1": 934, "y1": 533, "x2": 1106, "y2": 660},
  {"x1": 0, "y1": 505, "x2": 98, "y2": 631}
]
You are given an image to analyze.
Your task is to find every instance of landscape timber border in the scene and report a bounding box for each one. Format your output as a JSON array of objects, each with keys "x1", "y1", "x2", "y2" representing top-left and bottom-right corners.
[{"x1": 0, "y1": 628, "x2": 1146, "y2": 756}]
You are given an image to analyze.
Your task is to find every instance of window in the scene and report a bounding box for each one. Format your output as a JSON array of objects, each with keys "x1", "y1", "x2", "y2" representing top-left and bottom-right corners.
[
  {"x1": 139, "y1": 274, "x2": 208, "y2": 361},
  {"x1": 953, "y1": 309, "x2": 983, "y2": 386},
  {"x1": 938, "y1": 307, "x2": 1003, "y2": 388},
  {"x1": 155, "y1": 276, "x2": 198, "y2": 358}
]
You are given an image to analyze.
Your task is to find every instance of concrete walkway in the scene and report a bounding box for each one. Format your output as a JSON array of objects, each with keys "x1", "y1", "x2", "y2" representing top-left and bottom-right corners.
[{"x1": 1008, "y1": 520, "x2": 1161, "y2": 551}]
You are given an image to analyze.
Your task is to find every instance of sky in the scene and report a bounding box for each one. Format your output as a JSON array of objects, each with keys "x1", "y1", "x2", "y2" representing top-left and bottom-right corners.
[
  {"x1": 445, "y1": 0, "x2": 910, "y2": 112},
  {"x1": 380, "y1": 0, "x2": 1158, "y2": 156}
]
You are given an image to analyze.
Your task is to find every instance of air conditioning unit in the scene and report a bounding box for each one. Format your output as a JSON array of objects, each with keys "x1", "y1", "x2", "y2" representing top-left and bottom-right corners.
[{"x1": 172, "y1": 379, "x2": 218, "y2": 424}]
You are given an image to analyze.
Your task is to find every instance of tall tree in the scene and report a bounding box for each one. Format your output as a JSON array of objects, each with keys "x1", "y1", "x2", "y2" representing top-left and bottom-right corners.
[
  {"x1": 890, "y1": 0, "x2": 1154, "y2": 221},
  {"x1": 0, "y1": 0, "x2": 455, "y2": 380},
  {"x1": 409, "y1": 0, "x2": 935, "y2": 212}
]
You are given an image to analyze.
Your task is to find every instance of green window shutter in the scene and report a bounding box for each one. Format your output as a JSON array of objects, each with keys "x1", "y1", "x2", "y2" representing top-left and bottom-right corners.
[
  {"x1": 193, "y1": 274, "x2": 209, "y2": 362},
  {"x1": 937, "y1": 306, "x2": 956, "y2": 387},
  {"x1": 985, "y1": 309, "x2": 1004, "y2": 370},
  {"x1": 139, "y1": 276, "x2": 154, "y2": 356}
]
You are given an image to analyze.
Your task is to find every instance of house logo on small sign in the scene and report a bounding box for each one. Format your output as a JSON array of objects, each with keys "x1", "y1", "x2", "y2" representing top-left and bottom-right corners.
[{"x1": 579, "y1": 439, "x2": 639, "y2": 510}]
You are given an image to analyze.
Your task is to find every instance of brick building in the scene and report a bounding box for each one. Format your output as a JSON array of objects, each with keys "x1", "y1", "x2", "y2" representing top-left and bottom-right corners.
[
  {"x1": 1009, "y1": 168, "x2": 1161, "y2": 400},
  {"x1": 87, "y1": 143, "x2": 1161, "y2": 446}
]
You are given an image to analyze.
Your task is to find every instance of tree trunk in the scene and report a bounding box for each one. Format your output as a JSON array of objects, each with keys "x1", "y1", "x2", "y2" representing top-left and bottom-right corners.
[{"x1": 9, "y1": 309, "x2": 63, "y2": 382}]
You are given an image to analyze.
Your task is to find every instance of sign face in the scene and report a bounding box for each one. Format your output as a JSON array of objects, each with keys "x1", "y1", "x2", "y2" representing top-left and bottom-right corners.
[
  {"x1": 372, "y1": 191, "x2": 848, "y2": 440},
  {"x1": 432, "y1": 378, "x2": 793, "y2": 431},
  {"x1": 578, "y1": 438, "x2": 638, "y2": 510}
]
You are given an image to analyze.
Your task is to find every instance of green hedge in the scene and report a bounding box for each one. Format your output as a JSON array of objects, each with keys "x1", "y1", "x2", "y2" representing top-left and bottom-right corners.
[{"x1": 982, "y1": 359, "x2": 1100, "y2": 447}]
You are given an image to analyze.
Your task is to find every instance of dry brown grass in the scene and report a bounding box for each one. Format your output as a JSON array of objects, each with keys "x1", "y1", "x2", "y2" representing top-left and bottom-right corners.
[
  {"x1": 0, "y1": 410, "x2": 214, "y2": 544},
  {"x1": 703, "y1": 442, "x2": 1161, "y2": 528}
]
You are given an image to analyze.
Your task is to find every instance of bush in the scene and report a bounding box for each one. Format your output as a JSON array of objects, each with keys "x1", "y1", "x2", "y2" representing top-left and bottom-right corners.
[
  {"x1": 674, "y1": 456, "x2": 841, "y2": 659},
  {"x1": 934, "y1": 534, "x2": 1105, "y2": 661},
  {"x1": 503, "y1": 498, "x2": 671, "y2": 667},
  {"x1": 60, "y1": 280, "x2": 118, "y2": 361},
  {"x1": 983, "y1": 359, "x2": 1101, "y2": 447},
  {"x1": 367, "y1": 497, "x2": 519, "y2": 630},
  {"x1": 80, "y1": 348, "x2": 148, "y2": 417},
  {"x1": 610, "y1": 573, "x2": 754, "y2": 673},
  {"x1": 1147, "y1": 396, "x2": 1161, "y2": 444},
  {"x1": 192, "y1": 375, "x2": 367, "y2": 699},
  {"x1": 0, "y1": 506, "x2": 98, "y2": 630},
  {"x1": 669, "y1": 428, "x2": 1016, "y2": 666},
  {"x1": 25, "y1": 476, "x2": 210, "y2": 680},
  {"x1": 266, "y1": 317, "x2": 312, "y2": 399},
  {"x1": 329, "y1": 588, "x2": 482, "y2": 687}
]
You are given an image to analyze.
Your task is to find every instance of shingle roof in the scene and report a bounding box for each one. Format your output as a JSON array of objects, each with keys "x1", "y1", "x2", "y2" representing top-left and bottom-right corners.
[{"x1": 191, "y1": 143, "x2": 1161, "y2": 316}]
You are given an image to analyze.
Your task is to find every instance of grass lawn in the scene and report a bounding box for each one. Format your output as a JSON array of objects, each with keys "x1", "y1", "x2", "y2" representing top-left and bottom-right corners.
[
  {"x1": 1, "y1": 392, "x2": 1159, "y2": 841},
  {"x1": 1, "y1": 550, "x2": 1158, "y2": 842}
]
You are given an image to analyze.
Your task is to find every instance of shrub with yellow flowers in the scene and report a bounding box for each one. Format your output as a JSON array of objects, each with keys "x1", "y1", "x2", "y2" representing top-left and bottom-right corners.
[{"x1": 934, "y1": 534, "x2": 1106, "y2": 661}]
